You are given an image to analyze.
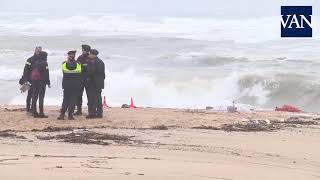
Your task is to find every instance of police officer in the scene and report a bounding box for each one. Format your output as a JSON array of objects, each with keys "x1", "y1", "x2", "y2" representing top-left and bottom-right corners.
[
  {"x1": 74, "y1": 44, "x2": 91, "y2": 116},
  {"x1": 86, "y1": 49, "x2": 105, "y2": 119},
  {"x1": 57, "y1": 50, "x2": 82, "y2": 120},
  {"x1": 19, "y1": 46, "x2": 42, "y2": 116},
  {"x1": 22, "y1": 50, "x2": 50, "y2": 118}
]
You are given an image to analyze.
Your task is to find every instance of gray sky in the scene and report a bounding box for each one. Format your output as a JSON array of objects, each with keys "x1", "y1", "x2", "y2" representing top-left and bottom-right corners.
[{"x1": 1, "y1": 0, "x2": 319, "y2": 18}]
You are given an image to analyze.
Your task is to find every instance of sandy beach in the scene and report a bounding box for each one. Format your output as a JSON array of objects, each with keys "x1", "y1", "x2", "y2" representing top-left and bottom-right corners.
[
  {"x1": 1, "y1": 1, "x2": 320, "y2": 179},
  {"x1": 0, "y1": 105, "x2": 319, "y2": 180}
]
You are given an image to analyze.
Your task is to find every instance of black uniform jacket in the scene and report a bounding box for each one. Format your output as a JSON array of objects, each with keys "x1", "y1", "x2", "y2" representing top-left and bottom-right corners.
[
  {"x1": 22, "y1": 54, "x2": 50, "y2": 85},
  {"x1": 87, "y1": 58, "x2": 105, "y2": 89},
  {"x1": 77, "y1": 54, "x2": 89, "y2": 85}
]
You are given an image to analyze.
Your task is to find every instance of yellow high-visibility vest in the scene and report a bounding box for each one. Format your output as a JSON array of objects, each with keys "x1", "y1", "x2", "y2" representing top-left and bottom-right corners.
[{"x1": 61, "y1": 62, "x2": 81, "y2": 74}]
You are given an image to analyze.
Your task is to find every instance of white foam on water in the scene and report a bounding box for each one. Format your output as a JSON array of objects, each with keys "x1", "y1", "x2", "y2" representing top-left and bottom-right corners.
[
  {"x1": 7, "y1": 68, "x2": 257, "y2": 110},
  {"x1": 101, "y1": 69, "x2": 266, "y2": 110},
  {"x1": 7, "y1": 64, "x2": 320, "y2": 111}
]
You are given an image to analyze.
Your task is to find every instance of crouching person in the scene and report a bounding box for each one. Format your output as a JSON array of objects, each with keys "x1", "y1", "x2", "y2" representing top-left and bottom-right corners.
[{"x1": 57, "y1": 50, "x2": 82, "y2": 120}]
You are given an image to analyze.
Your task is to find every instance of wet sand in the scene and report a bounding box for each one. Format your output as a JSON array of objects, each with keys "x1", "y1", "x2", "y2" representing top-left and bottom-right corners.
[{"x1": 0, "y1": 106, "x2": 319, "y2": 180}]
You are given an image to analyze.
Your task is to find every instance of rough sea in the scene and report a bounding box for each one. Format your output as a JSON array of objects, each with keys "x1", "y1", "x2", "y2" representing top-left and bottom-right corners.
[{"x1": 1, "y1": 13, "x2": 320, "y2": 111}]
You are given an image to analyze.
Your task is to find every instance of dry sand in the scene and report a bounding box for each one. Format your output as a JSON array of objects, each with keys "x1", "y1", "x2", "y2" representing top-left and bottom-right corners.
[{"x1": 0, "y1": 105, "x2": 320, "y2": 180}]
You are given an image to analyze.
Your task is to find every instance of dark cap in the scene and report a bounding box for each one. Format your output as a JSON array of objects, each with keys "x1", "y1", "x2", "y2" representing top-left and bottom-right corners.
[
  {"x1": 90, "y1": 49, "x2": 99, "y2": 55},
  {"x1": 40, "y1": 51, "x2": 48, "y2": 57},
  {"x1": 82, "y1": 44, "x2": 91, "y2": 51},
  {"x1": 40, "y1": 51, "x2": 48, "y2": 61},
  {"x1": 67, "y1": 50, "x2": 76, "y2": 55}
]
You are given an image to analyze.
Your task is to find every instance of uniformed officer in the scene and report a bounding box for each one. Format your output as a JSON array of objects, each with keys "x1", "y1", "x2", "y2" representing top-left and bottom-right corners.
[
  {"x1": 21, "y1": 49, "x2": 50, "y2": 118},
  {"x1": 19, "y1": 46, "x2": 43, "y2": 116},
  {"x1": 30, "y1": 51, "x2": 50, "y2": 118},
  {"x1": 74, "y1": 44, "x2": 91, "y2": 116},
  {"x1": 86, "y1": 49, "x2": 105, "y2": 119},
  {"x1": 57, "y1": 50, "x2": 82, "y2": 120}
]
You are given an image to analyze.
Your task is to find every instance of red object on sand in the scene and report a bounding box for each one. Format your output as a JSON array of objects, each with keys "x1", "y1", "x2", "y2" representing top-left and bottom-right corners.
[
  {"x1": 276, "y1": 104, "x2": 301, "y2": 112},
  {"x1": 102, "y1": 96, "x2": 109, "y2": 108},
  {"x1": 130, "y1": 97, "x2": 137, "y2": 108}
]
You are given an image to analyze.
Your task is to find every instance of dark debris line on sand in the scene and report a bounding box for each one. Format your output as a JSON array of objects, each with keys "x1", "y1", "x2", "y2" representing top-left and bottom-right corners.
[
  {"x1": 192, "y1": 126, "x2": 220, "y2": 130},
  {"x1": 3, "y1": 108, "x2": 26, "y2": 112},
  {"x1": 277, "y1": 117, "x2": 319, "y2": 125},
  {"x1": 0, "y1": 130, "x2": 27, "y2": 139},
  {"x1": 36, "y1": 131, "x2": 136, "y2": 146},
  {"x1": 131, "y1": 125, "x2": 171, "y2": 131},
  {"x1": 31, "y1": 126, "x2": 111, "y2": 132},
  {"x1": 31, "y1": 126, "x2": 77, "y2": 132},
  {"x1": 192, "y1": 116, "x2": 319, "y2": 132},
  {"x1": 220, "y1": 123, "x2": 280, "y2": 132},
  {"x1": 0, "y1": 158, "x2": 19, "y2": 163},
  {"x1": 150, "y1": 125, "x2": 169, "y2": 130},
  {"x1": 192, "y1": 123, "x2": 279, "y2": 132}
]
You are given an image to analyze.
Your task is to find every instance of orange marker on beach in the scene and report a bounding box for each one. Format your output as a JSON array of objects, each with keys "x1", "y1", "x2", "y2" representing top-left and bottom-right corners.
[{"x1": 130, "y1": 97, "x2": 137, "y2": 108}]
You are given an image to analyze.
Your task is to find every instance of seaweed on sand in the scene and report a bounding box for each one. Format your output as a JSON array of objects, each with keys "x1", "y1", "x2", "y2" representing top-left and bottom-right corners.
[{"x1": 37, "y1": 131, "x2": 135, "y2": 146}]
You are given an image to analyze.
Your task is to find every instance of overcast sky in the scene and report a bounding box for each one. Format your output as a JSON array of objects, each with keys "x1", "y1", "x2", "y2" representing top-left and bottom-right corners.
[{"x1": 1, "y1": 0, "x2": 319, "y2": 18}]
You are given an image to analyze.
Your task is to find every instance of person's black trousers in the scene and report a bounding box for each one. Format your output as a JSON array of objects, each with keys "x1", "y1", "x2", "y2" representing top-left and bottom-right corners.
[
  {"x1": 26, "y1": 88, "x2": 33, "y2": 112},
  {"x1": 31, "y1": 80, "x2": 46, "y2": 115},
  {"x1": 75, "y1": 85, "x2": 89, "y2": 112},
  {"x1": 87, "y1": 87, "x2": 103, "y2": 116},
  {"x1": 61, "y1": 89, "x2": 79, "y2": 117},
  {"x1": 96, "y1": 89, "x2": 103, "y2": 116},
  {"x1": 87, "y1": 86, "x2": 97, "y2": 116}
]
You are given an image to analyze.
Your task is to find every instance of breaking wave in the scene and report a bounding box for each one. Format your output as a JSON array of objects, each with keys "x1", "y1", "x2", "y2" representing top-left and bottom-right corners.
[{"x1": 8, "y1": 67, "x2": 320, "y2": 112}]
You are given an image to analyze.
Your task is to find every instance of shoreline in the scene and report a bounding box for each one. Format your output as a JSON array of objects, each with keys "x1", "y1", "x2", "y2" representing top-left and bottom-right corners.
[{"x1": 1, "y1": 105, "x2": 317, "y2": 131}]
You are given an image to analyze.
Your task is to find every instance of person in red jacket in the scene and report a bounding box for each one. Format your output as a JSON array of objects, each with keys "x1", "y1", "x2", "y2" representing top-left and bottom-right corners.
[
  {"x1": 19, "y1": 46, "x2": 42, "y2": 115},
  {"x1": 23, "y1": 50, "x2": 50, "y2": 118}
]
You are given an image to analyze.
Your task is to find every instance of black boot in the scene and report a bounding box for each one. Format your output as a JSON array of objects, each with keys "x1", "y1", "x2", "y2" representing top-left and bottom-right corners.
[
  {"x1": 96, "y1": 114, "x2": 103, "y2": 119},
  {"x1": 57, "y1": 114, "x2": 65, "y2": 120},
  {"x1": 86, "y1": 114, "x2": 96, "y2": 119},
  {"x1": 39, "y1": 110, "x2": 49, "y2": 118},
  {"x1": 26, "y1": 106, "x2": 31, "y2": 113},
  {"x1": 39, "y1": 114, "x2": 49, "y2": 118},
  {"x1": 39, "y1": 106, "x2": 48, "y2": 118},
  {"x1": 33, "y1": 112, "x2": 40, "y2": 118},
  {"x1": 74, "y1": 110, "x2": 82, "y2": 116},
  {"x1": 68, "y1": 111, "x2": 75, "y2": 120}
]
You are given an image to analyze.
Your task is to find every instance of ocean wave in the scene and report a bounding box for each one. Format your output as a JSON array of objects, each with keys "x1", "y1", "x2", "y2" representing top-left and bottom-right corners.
[
  {"x1": 7, "y1": 67, "x2": 320, "y2": 112},
  {"x1": 104, "y1": 70, "x2": 320, "y2": 111}
]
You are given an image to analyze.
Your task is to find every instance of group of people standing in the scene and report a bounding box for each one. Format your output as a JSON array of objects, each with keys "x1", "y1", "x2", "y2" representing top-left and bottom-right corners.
[{"x1": 19, "y1": 45, "x2": 105, "y2": 120}]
